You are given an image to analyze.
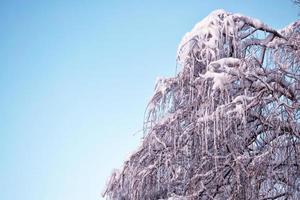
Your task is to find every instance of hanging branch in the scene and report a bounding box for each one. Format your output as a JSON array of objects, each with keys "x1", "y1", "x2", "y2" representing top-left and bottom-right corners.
[{"x1": 103, "y1": 10, "x2": 300, "y2": 200}]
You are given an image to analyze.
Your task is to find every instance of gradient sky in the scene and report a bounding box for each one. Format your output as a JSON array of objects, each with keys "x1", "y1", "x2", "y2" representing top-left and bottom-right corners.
[{"x1": 0, "y1": 1, "x2": 298, "y2": 200}]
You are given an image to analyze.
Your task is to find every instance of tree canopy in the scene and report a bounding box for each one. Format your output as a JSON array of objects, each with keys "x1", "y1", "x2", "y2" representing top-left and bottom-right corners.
[{"x1": 103, "y1": 10, "x2": 300, "y2": 200}]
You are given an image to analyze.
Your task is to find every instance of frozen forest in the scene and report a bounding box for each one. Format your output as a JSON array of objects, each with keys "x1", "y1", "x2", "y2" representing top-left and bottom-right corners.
[{"x1": 103, "y1": 10, "x2": 300, "y2": 199}]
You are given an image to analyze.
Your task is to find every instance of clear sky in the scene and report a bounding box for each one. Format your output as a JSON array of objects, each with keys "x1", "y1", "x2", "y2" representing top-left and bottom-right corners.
[{"x1": 0, "y1": 1, "x2": 298, "y2": 200}]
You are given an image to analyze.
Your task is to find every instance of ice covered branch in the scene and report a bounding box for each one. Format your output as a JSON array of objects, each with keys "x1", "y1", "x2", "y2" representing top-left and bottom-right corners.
[{"x1": 104, "y1": 10, "x2": 300, "y2": 200}]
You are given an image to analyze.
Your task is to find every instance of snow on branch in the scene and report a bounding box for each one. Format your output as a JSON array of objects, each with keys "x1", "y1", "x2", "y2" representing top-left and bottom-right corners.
[{"x1": 103, "y1": 10, "x2": 300, "y2": 200}]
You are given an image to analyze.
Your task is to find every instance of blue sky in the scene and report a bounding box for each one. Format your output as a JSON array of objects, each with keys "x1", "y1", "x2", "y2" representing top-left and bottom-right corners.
[{"x1": 0, "y1": 1, "x2": 298, "y2": 200}]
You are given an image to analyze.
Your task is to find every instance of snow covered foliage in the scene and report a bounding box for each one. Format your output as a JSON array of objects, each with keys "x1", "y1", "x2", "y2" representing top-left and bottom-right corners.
[{"x1": 103, "y1": 10, "x2": 300, "y2": 199}]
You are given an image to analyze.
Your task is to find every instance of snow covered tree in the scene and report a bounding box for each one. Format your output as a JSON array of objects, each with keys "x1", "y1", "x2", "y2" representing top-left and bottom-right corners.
[{"x1": 103, "y1": 10, "x2": 300, "y2": 200}]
